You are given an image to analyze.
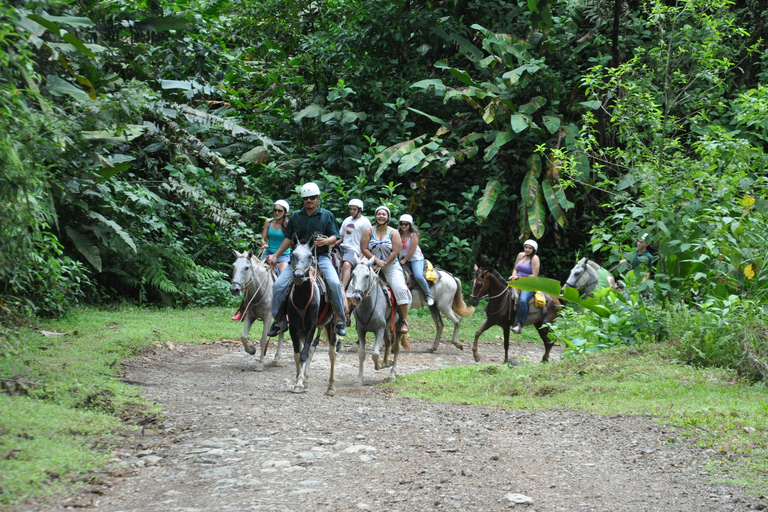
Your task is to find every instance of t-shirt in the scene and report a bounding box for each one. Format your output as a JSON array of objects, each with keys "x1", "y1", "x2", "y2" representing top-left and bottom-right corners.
[
  {"x1": 284, "y1": 206, "x2": 341, "y2": 256},
  {"x1": 339, "y1": 215, "x2": 372, "y2": 256}
]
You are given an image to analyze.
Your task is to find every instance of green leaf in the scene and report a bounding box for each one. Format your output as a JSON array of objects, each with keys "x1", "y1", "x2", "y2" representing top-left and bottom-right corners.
[
  {"x1": 398, "y1": 147, "x2": 427, "y2": 174},
  {"x1": 579, "y1": 100, "x2": 601, "y2": 110},
  {"x1": 43, "y1": 15, "x2": 93, "y2": 28},
  {"x1": 46, "y1": 75, "x2": 90, "y2": 101},
  {"x1": 542, "y1": 179, "x2": 567, "y2": 227},
  {"x1": 483, "y1": 130, "x2": 515, "y2": 161},
  {"x1": 133, "y1": 17, "x2": 191, "y2": 32},
  {"x1": 476, "y1": 180, "x2": 501, "y2": 221},
  {"x1": 408, "y1": 108, "x2": 451, "y2": 130},
  {"x1": 508, "y1": 277, "x2": 611, "y2": 317},
  {"x1": 294, "y1": 103, "x2": 324, "y2": 121},
  {"x1": 411, "y1": 79, "x2": 445, "y2": 97},
  {"x1": 81, "y1": 125, "x2": 147, "y2": 143},
  {"x1": 527, "y1": 184, "x2": 546, "y2": 238},
  {"x1": 88, "y1": 212, "x2": 137, "y2": 253},
  {"x1": 65, "y1": 227, "x2": 102, "y2": 272},
  {"x1": 60, "y1": 31, "x2": 96, "y2": 60},
  {"x1": 161, "y1": 80, "x2": 193, "y2": 90},
  {"x1": 542, "y1": 116, "x2": 561, "y2": 134},
  {"x1": 375, "y1": 138, "x2": 423, "y2": 180},
  {"x1": 26, "y1": 14, "x2": 61, "y2": 35},
  {"x1": 510, "y1": 114, "x2": 529, "y2": 133},
  {"x1": 519, "y1": 96, "x2": 546, "y2": 114}
]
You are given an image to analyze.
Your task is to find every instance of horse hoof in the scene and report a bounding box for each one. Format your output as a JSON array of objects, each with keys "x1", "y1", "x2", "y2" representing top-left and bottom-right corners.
[
  {"x1": 243, "y1": 344, "x2": 256, "y2": 355},
  {"x1": 452, "y1": 341, "x2": 464, "y2": 351},
  {"x1": 385, "y1": 375, "x2": 396, "y2": 382},
  {"x1": 425, "y1": 347, "x2": 435, "y2": 354},
  {"x1": 268, "y1": 360, "x2": 282, "y2": 367},
  {"x1": 292, "y1": 386, "x2": 305, "y2": 394},
  {"x1": 254, "y1": 363, "x2": 264, "y2": 372},
  {"x1": 325, "y1": 389, "x2": 336, "y2": 397},
  {"x1": 473, "y1": 353, "x2": 480, "y2": 363}
]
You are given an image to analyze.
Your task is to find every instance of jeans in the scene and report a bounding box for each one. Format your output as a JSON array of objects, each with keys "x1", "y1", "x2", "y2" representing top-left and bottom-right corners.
[
  {"x1": 409, "y1": 260, "x2": 432, "y2": 298},
  {"x1": 518, "y1": 290, "x2": 534, "y2": 326},
  {"x1": 272, "y1": 255, "x2": 346, "y2": 324}
]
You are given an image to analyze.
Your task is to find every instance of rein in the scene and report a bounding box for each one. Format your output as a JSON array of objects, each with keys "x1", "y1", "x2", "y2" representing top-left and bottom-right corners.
[
  {"x1": 475, "y1": 271, "x2": 514, "y2": 318},
  {"x1": 289, "y1": 266, "x2": 316, "y2": 326},
  {"x1": 234, "y1": 257, "x2": 270, "y2": 312}
]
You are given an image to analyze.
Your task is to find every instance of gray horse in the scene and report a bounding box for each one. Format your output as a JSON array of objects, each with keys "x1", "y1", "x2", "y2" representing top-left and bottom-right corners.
[
  {"x1": 230, "y1": 250, "x2": 286, "y2": 370},
  {"x1": 347, "y1": 257, "x2": 409, "y2": 384},
  {"x1": 407, "y1": 268, "x2": 475, "y2": 353},
  {"x1": 562, "y1": 257, "x2": 616, "y2": 297}
]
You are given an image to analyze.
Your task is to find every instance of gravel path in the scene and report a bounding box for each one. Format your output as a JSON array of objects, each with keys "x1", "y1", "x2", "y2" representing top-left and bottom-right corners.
[{"x1": 13, "y1": 336, "x2": 760, "y2": 511}]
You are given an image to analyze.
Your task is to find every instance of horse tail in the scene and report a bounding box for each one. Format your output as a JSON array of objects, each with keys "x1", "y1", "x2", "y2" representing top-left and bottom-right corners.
[
  {"x1": 451, "y1": 277, "x2": 475, "y2": 317},
  {"x1": 400, "y1": 332, "x2": 412, "y2": 350}
]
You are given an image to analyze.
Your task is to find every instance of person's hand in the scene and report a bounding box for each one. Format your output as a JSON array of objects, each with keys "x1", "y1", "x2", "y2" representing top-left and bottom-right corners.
[
  {"x1": 314, "y1": 234, "x2": 328, "y2": 246},
  {"x1": 266, "y1": 254, "x2": 277, "y2": 268},
  {"x1": 261, "y1": 242, "x2": 268, "y2": 250}
]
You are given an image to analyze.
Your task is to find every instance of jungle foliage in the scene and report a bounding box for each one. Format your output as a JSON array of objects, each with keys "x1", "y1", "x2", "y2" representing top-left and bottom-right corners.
[{"x1": 1, "y1": 0, "x2": 767, "y2": 365}]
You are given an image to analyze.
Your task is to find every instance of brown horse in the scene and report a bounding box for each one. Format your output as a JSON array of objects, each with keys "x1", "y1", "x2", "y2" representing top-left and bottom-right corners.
[{"x1": 470, "y1": 265, "x2": 562, "y2": 364}]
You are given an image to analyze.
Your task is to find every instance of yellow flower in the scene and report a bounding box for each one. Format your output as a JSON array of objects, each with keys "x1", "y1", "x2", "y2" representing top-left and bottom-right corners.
[
  {"x1": 742, "y1": 196, "x2": 755, "y2": 208},
  {"x1": 743, "y1": 264, "x2": 755, "y2": 280}
]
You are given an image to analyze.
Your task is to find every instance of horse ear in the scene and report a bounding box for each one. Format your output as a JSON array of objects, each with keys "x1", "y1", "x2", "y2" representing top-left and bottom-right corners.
[
  {"x1": 367, "y1": 257, "x2": 375, "y2": 267},
  {"x1": 293, "y1": 233, "x2": 300, "y2": 245},
  {"x1": 473, "y1": 264, "x2": 478, "y2": 271},
  {"x1": 247, "y1": 250, "x2": 253, "y2": 259},
  {"x1": 233, "y1": 249, "x2": 241, "y2": 258}
]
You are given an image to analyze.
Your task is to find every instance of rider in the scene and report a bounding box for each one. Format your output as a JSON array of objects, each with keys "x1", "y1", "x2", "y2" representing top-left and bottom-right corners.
[
  {"x1": 338, "y1": 199, "x2": 372, "y2": 291},
  {"x1": 508, "y1": 239, "x2": 540, "y2": 334},
  {"x1": 232, "y1": 199, "x2": 291, "y2": 321},
  {"x1": 360, "y1": 206, "x2": 411, "y2": 333},
  {"x1": 397, "y1": 214, "x2": 435, "y2": 306},
  {"x1": 266, "y1": 182, "x2": 347, "y2": 337}
]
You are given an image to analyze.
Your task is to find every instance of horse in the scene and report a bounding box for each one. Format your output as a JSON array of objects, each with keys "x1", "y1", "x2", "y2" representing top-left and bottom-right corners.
[
  {"x1": 347, "y1": 257, "x2": 409, "y2": 383},
  {"x1": 230, "y1": 250, "x2": 286, "y2": 370},
  {"x1": 470, "y1": 265, "x2": 562, "y2": 364},
  {"x1": 562, "y1": 257, "x2": 616, "y2": 297},
  {"x1": 286, "y1": 238, "x2": 337, "y2": 396},
  {"x1": 403, "y1": 265, "x2": 475, "y2": 353}
]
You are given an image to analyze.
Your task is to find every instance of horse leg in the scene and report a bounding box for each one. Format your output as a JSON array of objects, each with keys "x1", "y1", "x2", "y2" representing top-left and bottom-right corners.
[
  {"x1": 239, "y1": 311, "x2": 257, "y2": 356},
  {"x1": 372, "y1": 327, "x2": 384, "y2": 371},
  {"x1": 386, "y1": 329, "x2": 400, "y2": 382},
  {"x1": 503, "y1": 325, "x2": 511, "y2": 365},
  {"x1": 268, "y1": 331, "x2": 285, "y2": 367},
  {"x1": 472, "y1": 318, "x2": 496, "y2": 363},
  {"x1": 538, "y1": 325, "x2": 554, "y2": 363},
  {"x1": 326, "y1": 327, "x2": 336, "y2": 396},
  {"x1": 425, "y1": 306, "x2": 444, "y2": 353},
  {"x1": 356, "y1": 324, "x2": 366, "y2": 385},
  {"x1": 442, "y1": 307, "x2": 464, "y2": 351}
]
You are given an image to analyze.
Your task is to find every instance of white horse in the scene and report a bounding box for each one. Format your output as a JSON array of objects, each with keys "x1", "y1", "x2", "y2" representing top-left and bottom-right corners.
[
  {"x1": 406, "y1": 268, "x2": 475, "y2": 353},
  {"x1": 562, "y1": 257, "x2": 616, "y2": 297},
  {"x1": 230, "y1": 250, "x2": 286, "y2": 370},
  {"x1": 348, "y1": 257, "x2": 409, "y2": 384}
]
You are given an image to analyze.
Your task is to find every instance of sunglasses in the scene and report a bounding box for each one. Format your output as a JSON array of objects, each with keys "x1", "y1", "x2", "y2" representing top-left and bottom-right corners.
[
  {"x1": 399, "y1": 222, "x2": 410, "y2": 226},
  {"x1": 273, "y1": 208, "x2": 285, "y2": 214},
  {"x1": 303, "y1": 195, "x2": 318, "y2": 201}
]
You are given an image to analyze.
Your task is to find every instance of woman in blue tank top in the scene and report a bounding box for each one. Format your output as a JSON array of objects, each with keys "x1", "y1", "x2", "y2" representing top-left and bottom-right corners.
[
  {"x1": 507, "y1": 239, "x2": 540, "y2": 334},
  {"x1": 260, "y1": 200, "x2": 291, "y2": 273}
]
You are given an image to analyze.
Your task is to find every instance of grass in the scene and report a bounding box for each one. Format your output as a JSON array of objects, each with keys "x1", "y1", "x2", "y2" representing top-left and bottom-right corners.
[
  {"x1": 390, "y1": 344, "x2": 768, "y2": 496},
  {"x1": 3, "y1": 302, "x2": 766, "y2": 504}
]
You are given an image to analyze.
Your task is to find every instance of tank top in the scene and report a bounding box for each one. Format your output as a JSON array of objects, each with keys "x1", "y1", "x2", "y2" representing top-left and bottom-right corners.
[
  {"x1": 516, "y1": 258, "x2": 533, "y2": 277},
  {"x1": 400, "y1": 233, "x2": 424, "y2": 261},
  {"x1": 267, "y1": 221, "x2": 290, "y2": 254},
  {"x1": 369, "y1": 227, "x2": 394, "y2": 260}
]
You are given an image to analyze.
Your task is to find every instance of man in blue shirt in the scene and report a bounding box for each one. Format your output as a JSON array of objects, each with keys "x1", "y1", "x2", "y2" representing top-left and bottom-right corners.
[{"x1": 266, "y1": 182, "x2": 347, "y2": 337}]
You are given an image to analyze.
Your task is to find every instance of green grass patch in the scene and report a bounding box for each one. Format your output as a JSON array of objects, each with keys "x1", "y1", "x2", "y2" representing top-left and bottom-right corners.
[{"x1": 391, "y1": 344, "x2": 768, "y2": 496}]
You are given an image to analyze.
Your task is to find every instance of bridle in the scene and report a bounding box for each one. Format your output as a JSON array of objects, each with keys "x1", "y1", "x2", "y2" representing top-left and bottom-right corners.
[
  {"x1": 472, "y1": 269, "x2": 513, "y2": 317},
  {"x1": 232, "y1": 256, "x2": 270, "y2": 310},
  {"x1": 350, "y1": 264, "x2": 382, "y2": 328},
  {"x1": 565, "y1": 259, "x2": 598, "y2": 292}
]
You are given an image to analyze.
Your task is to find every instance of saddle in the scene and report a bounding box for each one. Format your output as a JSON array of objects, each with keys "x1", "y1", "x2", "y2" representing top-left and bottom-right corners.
[{"x1": 402, "y1": 260, "x2": 440, "y2": 290}]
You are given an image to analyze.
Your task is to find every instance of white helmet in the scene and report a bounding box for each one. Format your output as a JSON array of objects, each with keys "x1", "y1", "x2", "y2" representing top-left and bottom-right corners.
[
  {"x1": 399, "y1": 214, "x2": 413, "y2": 225},
  {"x1": 523, "y1": 239, "x2": 538, "y2": 252},
  {"x1": 375, "y1": 205, "x2": 391, "y2": 221},
  {"x1": 348, "y1": 199, "x2": 364, "y2": 210},
  {"x1": 274, "y1": 200, "x2": 289, "y2": 214},
  {"x1": 301, "y1": 182, "x2": 321, "y2": 198}
]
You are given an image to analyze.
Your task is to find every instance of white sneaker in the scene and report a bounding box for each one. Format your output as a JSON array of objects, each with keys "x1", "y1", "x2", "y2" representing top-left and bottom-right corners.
[
  {"x1": 427, "y1": 294, "x2": 435, "y2": 306},
  {"x1": 511, "y1": 324, "x2": 522, "y2": 334}
]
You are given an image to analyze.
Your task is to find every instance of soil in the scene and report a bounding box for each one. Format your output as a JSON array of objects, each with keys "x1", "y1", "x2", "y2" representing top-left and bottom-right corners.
[{"x1": 11, "y1": 335, "x2": 763, "y2": 512}]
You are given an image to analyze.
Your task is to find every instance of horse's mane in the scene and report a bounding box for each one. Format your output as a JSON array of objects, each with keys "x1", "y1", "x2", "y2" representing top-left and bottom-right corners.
[{"x1": 484, "y1": 267, "x2": 507, "y2": 285}]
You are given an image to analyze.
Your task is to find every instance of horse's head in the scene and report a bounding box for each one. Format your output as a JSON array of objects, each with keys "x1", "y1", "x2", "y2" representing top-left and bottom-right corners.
[
  {"x1": 470, "y1": 264, "x2": 490, "y2": 307},
  {"x1": 290, "y1": 238, "x2": 314, "y2": 285},
  {"x1": 562, "y1": 257, "x2": 588, "y2": 294},
  {"x1": 348, "y1": 256, "x2": 375, "y2": 306},
  {"x1": 230, "y1": 249, "x2": 254, "y2": 296}
]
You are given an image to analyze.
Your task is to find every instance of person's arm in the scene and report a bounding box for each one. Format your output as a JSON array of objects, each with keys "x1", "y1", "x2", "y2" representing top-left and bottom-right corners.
[
  {"x1": 382, "y1": 230, "x2": 401, "y2": 268},
  {"x1": 399, "y1": 233, "x2": 419, "y2": 264},
  {"x1": 315, "y1": 210, "x2": 340, "y2": 247},
  {"x1": 260, "y1": 219, "x2": 270, "y2": 250},
  {"x1": 530, "y1": 255, "x2": 540, "y2": 277},
  {"x1": 266, "y1": 238, "x2": 291, "y2": 268},
  {"x1": 360, "y1": 228, "x2": 373, "y2": 260},
  {"x1": 508, "y1": 253, "x2": 523, "y2": 280}
]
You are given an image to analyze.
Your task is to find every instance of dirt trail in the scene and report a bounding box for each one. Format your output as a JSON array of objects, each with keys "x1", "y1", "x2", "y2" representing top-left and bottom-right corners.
[{"x1": 13, "y1": 337, "x2": 757, "y2": 511}]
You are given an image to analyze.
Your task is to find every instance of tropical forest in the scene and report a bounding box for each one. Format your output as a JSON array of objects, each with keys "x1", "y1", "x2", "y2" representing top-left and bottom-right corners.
[{"x1": 1, "y1": 0, "x2": 767, "y2": 507}]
